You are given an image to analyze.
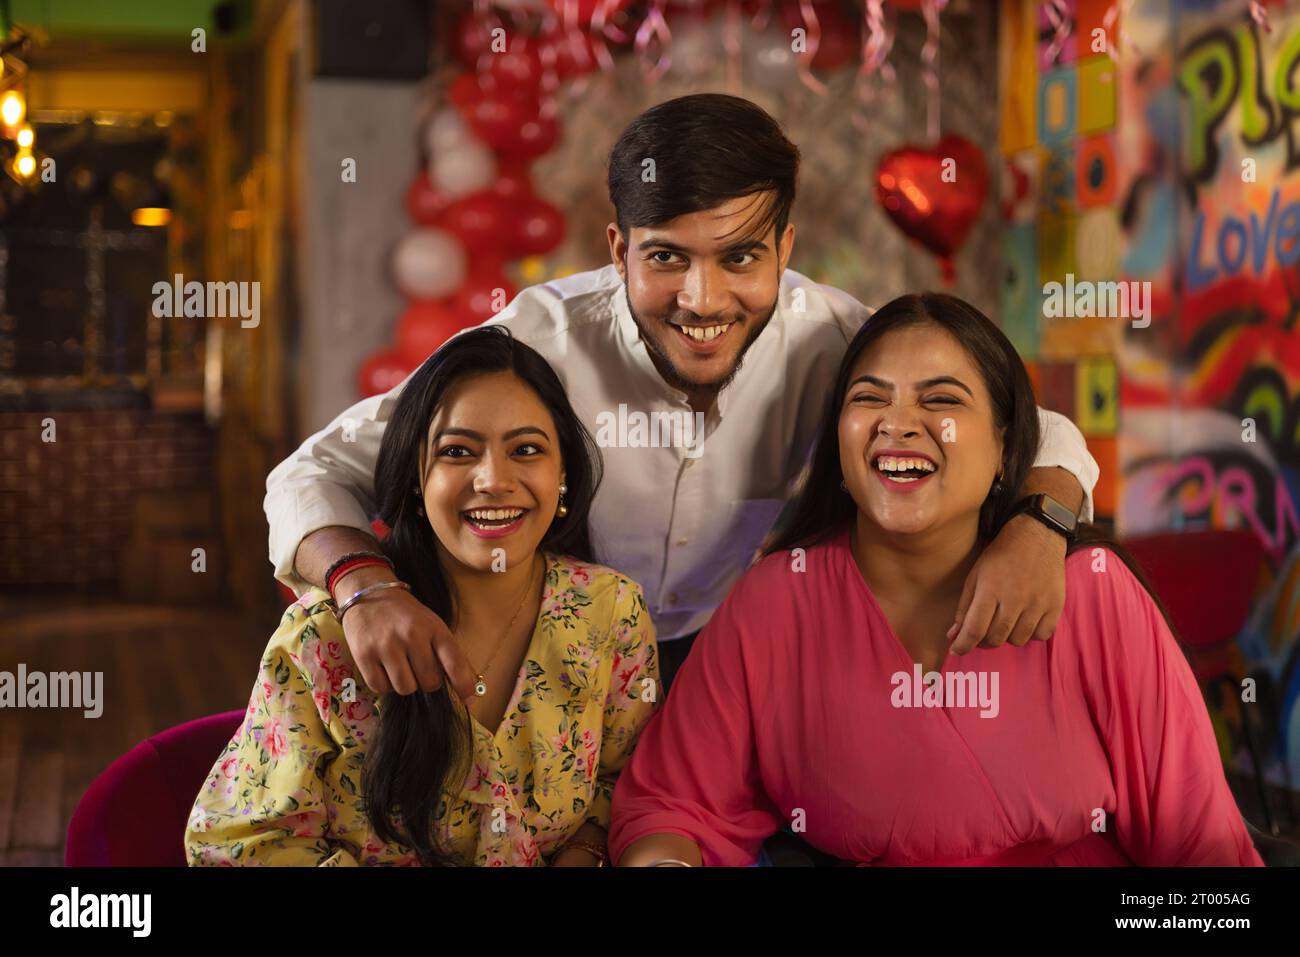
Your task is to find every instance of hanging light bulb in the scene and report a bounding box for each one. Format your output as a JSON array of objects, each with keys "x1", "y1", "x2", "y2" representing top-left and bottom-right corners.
[
  {"x1": 15, "y1": 123, "x2": 33, "y2": 149},
  {"x1": 12, "y1": 149, "x2": 36, "y2": 181},
  {"x1": 0, "y1": 90, "x2": 25, "y2": 128}
]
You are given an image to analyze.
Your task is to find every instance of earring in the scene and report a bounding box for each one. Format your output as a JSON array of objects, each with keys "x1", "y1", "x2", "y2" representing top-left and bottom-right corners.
[
  {"x1": 839, "y1": 479, "x2": 847, "y2": 491},
  {"x1": 992, "y1": 474, "x2": 1004, "y2": 497},
  {"x1": 413, "y1": 484, "x2": 424, "y2": 516},
  {"x1": 556, "y1": 482, "x2": 568, "y2": 518}
]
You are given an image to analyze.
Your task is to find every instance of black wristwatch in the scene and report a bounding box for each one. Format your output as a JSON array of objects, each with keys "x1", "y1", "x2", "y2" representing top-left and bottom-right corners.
[{"x1": 1010, "y1": 493, "x2": 1078, "y2": 541}]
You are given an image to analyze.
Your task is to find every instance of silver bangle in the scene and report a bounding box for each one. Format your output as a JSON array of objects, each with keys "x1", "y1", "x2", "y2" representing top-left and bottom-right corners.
[
  {"x1": 333, "y1": 579, "x2": 410, "y2": 623},
  {"x1": 648, "y1": 858, "x2": 693, "y2": 867}
]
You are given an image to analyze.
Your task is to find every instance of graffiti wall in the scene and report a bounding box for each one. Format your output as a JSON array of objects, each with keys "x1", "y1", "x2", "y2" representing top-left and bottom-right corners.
[{"x1": 1001, "y1": 0, "x2": 1300, "y2": 780}]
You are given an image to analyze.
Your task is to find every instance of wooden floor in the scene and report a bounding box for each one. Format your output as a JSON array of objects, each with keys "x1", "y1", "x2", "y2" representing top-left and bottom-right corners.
[{"x1": 0, "y1": 600, "x2": 271, "y2": 866}]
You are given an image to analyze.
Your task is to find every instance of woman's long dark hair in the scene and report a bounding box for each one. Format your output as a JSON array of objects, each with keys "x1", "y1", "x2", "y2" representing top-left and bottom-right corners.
[
  {"x1": 763, "y1": 293, "x2": 1176, "y2": 631},
  {"x1": 362, "y1": 325, "x2": 602, "y2": 866}
]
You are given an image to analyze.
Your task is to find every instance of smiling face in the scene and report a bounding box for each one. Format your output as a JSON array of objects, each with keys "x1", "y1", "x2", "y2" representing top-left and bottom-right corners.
[
  {"x1": 420, "y1": 370, "x2": 564, "y2": 575},
  {"x1": 607, "y1": 191, "x2": 795, "y2": 400},
  {"x1": 839, "y1": 322, "x2": 1005, "y2": 540}
]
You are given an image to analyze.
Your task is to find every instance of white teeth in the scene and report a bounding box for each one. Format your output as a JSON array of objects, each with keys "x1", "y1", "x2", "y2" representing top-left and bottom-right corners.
[
  {"x1": 874, "y1": 455, "x2": 936, "y2": 474},
  {"x1": 465, "y1": 508, "x2": 524, "y2": 521},
  {"x1": 677, "y1": 323, "x2": 730, "y2": 342}
]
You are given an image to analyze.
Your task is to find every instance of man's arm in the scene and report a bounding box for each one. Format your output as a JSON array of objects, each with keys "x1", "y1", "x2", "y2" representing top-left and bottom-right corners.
[
  {"x1": 264, "y1": 375, "x2": 478, "y2": 700},
  {"x1": 265, "y1": 384, "x2": 403, "y2": 595},
  {"x1": 948, "y1": 408, "x2": 1097, "y2": 654}
]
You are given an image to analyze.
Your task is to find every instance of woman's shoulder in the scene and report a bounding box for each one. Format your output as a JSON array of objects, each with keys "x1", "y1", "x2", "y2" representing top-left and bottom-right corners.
[
  {"x1": 546, "y1": 553, "x2": 652, "y2": 650},
  {"x1": 730, "y1": 527, "x2": 851, "y2": 599},
  {"x1": 549, "y1": 553, "x2": 645, "y2": 605},
  {"x1": 1064, "y1": 544, "x2": 1145, "y2": 602}
]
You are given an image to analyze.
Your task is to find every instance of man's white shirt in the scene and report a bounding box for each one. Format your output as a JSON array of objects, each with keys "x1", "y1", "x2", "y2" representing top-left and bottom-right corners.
[{"x1": 265, "y1": 264, "x2": 1099, "y2": 641}]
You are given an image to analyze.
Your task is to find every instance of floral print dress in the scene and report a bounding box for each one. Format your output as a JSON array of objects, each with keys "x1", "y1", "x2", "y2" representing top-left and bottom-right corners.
[{"x1": 185, "y1": 553, "x2": 658, "y2": 866}]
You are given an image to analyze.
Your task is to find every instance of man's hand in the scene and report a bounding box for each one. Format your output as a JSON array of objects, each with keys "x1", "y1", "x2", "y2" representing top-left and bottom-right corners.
[
  {"x1": 338, "y1": 565, "x2": 477, "y2": 699},
  {"x1": 947, "y1": 514, "x2": 1068, "y2": 655}
]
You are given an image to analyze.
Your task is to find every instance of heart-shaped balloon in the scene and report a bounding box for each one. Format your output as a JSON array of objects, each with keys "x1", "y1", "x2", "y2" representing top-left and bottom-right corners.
[{"x1": 874, "y1": 135, "x2": 988, "y2": 284}]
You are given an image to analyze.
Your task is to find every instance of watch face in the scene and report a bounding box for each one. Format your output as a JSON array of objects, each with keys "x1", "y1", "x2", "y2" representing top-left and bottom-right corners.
[{"x1": 1041, "y1": 496, "x2": 1077, "y2": 531}]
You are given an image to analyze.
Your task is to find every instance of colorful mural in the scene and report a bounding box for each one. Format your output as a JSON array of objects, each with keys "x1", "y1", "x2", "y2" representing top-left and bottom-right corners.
[{"x1": 1000, "y1": 0, "x2": 1300, "y2": 785}]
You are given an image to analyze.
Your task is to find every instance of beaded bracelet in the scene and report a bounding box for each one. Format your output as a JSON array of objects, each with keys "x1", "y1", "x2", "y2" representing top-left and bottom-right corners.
[{"x1": 324, "y1": 550, "x2": 392, "y2": 596}]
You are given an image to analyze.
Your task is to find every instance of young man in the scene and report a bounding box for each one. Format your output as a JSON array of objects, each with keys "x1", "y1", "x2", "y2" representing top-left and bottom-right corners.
[{"x1": 265, "y1": 93, "x2": 1098, "y2": 700}]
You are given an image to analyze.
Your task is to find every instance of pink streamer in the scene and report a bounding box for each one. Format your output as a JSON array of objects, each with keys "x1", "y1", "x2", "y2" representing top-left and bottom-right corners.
[
  {"x1": 588, "y1": 0, "x2": 624, "y2": 75},
  {"x1": 921, "y1": 0, "x2": 950, "y2": 144},
  {"x1": 1043, "y1": 0, "x2": 1071, "y2": 68},
  {"x1": 796, "y1": 0, "x2": 829, "y2": 96},
  {"x1": 635, "y1": 0, "x2": 673, "y2": 85},
  {"x1": 852, "y1": 0, "x2": 895, "y2": 132},
  {"x1": 1250, "y1": 1, "x2": 1273, "y2": 33}
]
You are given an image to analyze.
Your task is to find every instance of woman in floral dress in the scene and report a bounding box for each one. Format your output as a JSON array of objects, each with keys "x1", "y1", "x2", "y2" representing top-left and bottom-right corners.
[{"x1": 186, "y1": 327, "x2": 658, "y2": 866}]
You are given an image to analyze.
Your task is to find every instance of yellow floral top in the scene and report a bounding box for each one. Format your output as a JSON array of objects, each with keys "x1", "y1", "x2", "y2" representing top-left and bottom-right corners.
[{"x1": 185, "y1": 553, "x2": 659, "y2": 866}]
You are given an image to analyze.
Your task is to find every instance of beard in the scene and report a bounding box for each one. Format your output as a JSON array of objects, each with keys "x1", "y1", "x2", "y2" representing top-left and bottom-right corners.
[{"x1": 625, "y1": 288, "x2": 777, "y2": 398}]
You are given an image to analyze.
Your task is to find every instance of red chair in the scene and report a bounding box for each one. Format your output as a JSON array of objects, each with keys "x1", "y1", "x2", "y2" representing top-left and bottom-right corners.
[
  {"x1": 66, "y1": 710, "x2": 243, "y2": 866},
  {"x1": 1122, "y1": 529, "x2": 1283, "y2": 831}
]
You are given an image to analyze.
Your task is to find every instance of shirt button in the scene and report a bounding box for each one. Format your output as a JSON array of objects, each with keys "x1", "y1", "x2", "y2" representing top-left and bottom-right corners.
[{"x1": 676, "y1": 537, "x2": 689, "y2": 546}]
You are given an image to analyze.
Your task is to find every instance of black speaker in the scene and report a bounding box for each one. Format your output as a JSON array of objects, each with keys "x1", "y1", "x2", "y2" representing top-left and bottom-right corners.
[{"x1": 312, "y1": 0, "x2": 431, "y2": 81}]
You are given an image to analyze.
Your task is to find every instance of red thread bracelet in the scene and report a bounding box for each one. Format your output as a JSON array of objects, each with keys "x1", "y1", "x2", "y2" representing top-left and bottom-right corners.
[{"x1": 326, "y1": 557, "x2": 392, "y2": 596}]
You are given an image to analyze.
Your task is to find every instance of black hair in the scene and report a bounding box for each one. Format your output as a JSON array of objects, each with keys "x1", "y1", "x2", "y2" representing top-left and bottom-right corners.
[
  {"x1": 363, "y1": 325, "x2": 602, "y2": 866},
  {"x1": 607, "y1": 93, "x2": 800, "y2": 249}
]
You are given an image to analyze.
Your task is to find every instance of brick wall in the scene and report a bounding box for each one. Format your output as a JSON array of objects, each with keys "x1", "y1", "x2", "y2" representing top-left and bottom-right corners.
[{"x1": 0, "y1": 410, "x2": 216, "y2": 590}]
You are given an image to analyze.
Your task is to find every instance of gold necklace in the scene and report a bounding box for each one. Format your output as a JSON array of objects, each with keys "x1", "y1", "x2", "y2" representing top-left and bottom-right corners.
[{"x1": 456, "y1": 554, "x2": 542, "y2": 697}]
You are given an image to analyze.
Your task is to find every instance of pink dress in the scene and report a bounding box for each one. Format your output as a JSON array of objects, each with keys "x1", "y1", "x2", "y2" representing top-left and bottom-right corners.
[{"x1": 609, "y1": 528, "x2": 1264, "y2": 866}]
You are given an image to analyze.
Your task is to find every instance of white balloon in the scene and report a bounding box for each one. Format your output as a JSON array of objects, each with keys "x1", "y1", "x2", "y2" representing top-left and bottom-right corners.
[
  {"x1": 744, "y1": 26, "x2": 800, "y2": 93},
  {"x1": 392, "y1": 228, "x2": 467, "y2": 300},
  {"x1": 429, "y1": 139, "x2": 497, "y2": 199},
  {"x1": 424, "y1": 106, "x2": 473, "y2": 156}
]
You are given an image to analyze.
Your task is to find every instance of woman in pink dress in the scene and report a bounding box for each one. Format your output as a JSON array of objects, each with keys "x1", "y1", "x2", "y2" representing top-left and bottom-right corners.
[{"x1": 609, "y1": 293, "x2": 1263, "y2": 867}]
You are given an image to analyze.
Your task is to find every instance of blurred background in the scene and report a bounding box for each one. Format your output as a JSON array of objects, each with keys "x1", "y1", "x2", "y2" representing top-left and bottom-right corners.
[{"x1": 1, "y1": 0, "x2": 1299, "y2": 864}]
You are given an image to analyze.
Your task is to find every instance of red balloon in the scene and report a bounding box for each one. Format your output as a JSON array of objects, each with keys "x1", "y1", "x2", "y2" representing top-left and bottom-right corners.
[
  {"x1": 405, "y1": 172, "x2": 450, "y2": 225},
  {"x1": 454, "y1": 12, "x2": 493, "y2": 69},
  {"x1": 462, "y1": 92, "x2": 558, "y2": 157},
  {"x1": 358, "y1": 349, "x2": 417, "y2": 398},
  {"x1": 874, "y1": 136, "x2": 988, "y2": 284},
  {"x1": 396, "y1": 300, "x2": 472, "y2": 364},
  {"x1": 487, "y1": 35, "x2": 544, "y2": 96},
  {"x1": 449, "y1": 263, "x2": 518, "y2": 325},
  {"x1": 491, "y1": 157, "x2": 535, "y2": 200},
  {"x1": 449, "y1": 72, "x2": 484, "y2": 109},
  {"x1": 509, "y1": 194, "x2": 566, "y2": 257},
  {"x1": 779, "y1": 1, "x2": 860, "y2": 72},
  {"x1": 541, "y1": 27, "x2": 598, "y2": 80},
  {"x1": 438, "y1": 190, "x2": 517, "y2": 255}
]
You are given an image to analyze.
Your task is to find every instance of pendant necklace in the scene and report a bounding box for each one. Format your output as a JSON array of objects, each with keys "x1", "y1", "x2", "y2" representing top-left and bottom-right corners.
[{"x1": 457, "y1": 554, "x2": 542, "y2": 698}]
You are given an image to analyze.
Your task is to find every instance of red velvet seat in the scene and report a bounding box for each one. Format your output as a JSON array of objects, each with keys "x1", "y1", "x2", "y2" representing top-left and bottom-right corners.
[
  {"x1": 1122, "y1": 529, "x2": 1280, "y2": 830},
  {"x1": 65, "y1": 710, "x2": 243, "y2": 867}
]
